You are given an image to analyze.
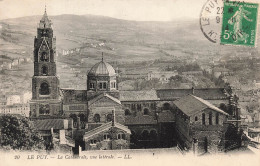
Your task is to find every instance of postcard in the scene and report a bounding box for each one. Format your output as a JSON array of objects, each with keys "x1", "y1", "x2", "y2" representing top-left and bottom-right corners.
[{"x1": 0, "y1": 0, "x2": 259, "y2": 166}]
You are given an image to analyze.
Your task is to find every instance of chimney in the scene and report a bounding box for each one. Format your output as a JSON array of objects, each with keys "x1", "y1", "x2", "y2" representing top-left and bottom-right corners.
[
  {"x1": 112, "y1": 109, "x2": 116, "y2": 126},
  {"x1": 191, "y1": 87, "x2": 195, "y2": 95},
  {"x1": 59, "y1": 130, "x2": 66, "y2": 144}
]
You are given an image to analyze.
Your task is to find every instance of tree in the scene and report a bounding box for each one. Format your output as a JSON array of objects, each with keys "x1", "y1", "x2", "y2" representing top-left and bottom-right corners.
[{"x1": 0, "y1": 115, "x2": 45, "y2": 151}]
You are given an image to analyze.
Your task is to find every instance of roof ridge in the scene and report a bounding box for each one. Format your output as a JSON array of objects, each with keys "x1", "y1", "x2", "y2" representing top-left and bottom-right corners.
[{"x1": 191, "y1": 95, "x2": 228, "y2": 115}]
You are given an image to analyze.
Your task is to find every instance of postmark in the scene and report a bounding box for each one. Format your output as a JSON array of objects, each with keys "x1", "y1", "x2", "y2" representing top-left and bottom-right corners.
[
  {"x1": 220, "y1": 1, "x2": 259, "y2": 46},
  {"x1": 200, "y1": 0, "x2": 224, "y2": 43}
]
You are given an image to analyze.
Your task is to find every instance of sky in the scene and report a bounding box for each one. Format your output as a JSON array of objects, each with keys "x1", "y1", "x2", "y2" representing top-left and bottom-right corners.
[{"x1": 0, "y1": 0, "x2": 207, "y2": 21}]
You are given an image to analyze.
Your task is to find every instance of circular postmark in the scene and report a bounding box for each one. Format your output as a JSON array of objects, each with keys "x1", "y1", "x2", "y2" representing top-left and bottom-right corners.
[{"x1": 200, "y1": 0, "x2": 224, "y2": 43}]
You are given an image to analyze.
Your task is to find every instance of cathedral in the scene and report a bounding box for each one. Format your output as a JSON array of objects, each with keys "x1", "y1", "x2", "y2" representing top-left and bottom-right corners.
[{"x1": 30, "y1": 9, "x2": 239, "y2": 154}]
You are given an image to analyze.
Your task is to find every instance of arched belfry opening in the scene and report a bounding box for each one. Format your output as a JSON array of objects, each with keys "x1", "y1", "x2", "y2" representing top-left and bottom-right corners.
[{"x1": 40, "y1": 82, "x2": 50, "y2": 95}]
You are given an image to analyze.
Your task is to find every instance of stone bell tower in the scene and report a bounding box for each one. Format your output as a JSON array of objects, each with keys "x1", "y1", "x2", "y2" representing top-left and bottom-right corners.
[{"x1": 30, "y1": 7, "x2": 62, "y2": 119}]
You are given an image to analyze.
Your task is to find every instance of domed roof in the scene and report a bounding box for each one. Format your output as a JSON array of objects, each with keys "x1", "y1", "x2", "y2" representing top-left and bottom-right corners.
[{"x1": 88, "y1": 61, "x2": 116, "y2": 76}]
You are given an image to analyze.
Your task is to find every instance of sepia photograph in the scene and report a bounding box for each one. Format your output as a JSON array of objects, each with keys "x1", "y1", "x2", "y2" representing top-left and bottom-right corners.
[{"x1": 0, "y1": 0, "x2": 259, "y2": 165}]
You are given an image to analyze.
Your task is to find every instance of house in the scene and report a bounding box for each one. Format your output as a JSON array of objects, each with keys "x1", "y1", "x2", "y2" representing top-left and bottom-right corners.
[{"x1": 148, "y1": 70, "x2": 178, "y2": 83}]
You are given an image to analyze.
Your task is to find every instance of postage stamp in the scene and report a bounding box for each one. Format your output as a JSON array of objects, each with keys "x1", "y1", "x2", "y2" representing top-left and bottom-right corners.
[{"x1": 220, "y1": 1, "x2": 259, "y2": 46}]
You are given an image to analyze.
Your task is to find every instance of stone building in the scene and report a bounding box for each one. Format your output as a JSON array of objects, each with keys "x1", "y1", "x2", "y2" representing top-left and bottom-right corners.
[
  {"x1": 83, "y1": 111, "x2": 131, "y2": 150},
  {"x1": 173, "y1": 95, "x2": 229, "y2": 154},
  {"x1": 30, "y1": 8, "x2": 62, "y2": 119},
  {"x1": 29, "y1": 9, "x2": 239, "y2": 153}
]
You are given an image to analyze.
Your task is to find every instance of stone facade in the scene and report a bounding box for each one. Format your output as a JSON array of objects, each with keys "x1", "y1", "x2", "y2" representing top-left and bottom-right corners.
[
  {"x1": 83, "y1": 122, "x2": 131, "y2": 150},
  {"x1": 30, "y1": 10, "x2": 61, "y2": 119},
  {"x1": 173, "y1": 95, "x2": 228, "y2": 154}
]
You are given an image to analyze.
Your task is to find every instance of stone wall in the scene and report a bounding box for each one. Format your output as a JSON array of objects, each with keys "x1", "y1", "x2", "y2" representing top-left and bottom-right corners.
[{"x1": 84, "y1": 127, "x2": 130, "y2": 150}]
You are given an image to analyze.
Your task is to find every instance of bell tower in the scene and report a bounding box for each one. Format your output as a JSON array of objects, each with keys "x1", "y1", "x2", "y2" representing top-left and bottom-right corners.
[{"x1": 30, "y1": 7, "x2": 62, "y2": 119}]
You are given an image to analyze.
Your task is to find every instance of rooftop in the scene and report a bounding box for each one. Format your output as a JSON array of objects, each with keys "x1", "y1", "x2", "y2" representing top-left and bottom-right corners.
[
  {"x1": 173, "y1": 94, "x2": 229, "y2": 116},
  {"x1": 88, "y1": 60, "x2": 116, "y2": 76}
]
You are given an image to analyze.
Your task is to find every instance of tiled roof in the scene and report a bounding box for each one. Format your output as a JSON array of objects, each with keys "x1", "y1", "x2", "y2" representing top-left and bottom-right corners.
[
  {"x1": 156, "y1": 89, "x2": 191, "y2": 100},
  {"x1": 119, "y1": 90, "x2": 159, "y2": 101},
  {"x1": 173, "y1": 95, "x2": 228, "y2": 116},
  {"x1": 88, "y1": 93, "x2": 121, "y2": 106},
  {"x1": 61, "y1": 89, "x2": 88, "y2": 104},
  {"x1": 84, "y1": 121, "x2": 131, "y2": 140},
  {"x1": 156, "y1": 88, "x2": 228, "y2": 100},
  {"x1": 33, "y1": 119, "x2": 69, "y2": 131}
]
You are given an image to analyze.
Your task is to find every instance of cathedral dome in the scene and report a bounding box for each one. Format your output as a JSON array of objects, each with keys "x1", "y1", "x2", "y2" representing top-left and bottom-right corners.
[{"x1": 88, "y1": 61, "x2": 116, "y2": 76}]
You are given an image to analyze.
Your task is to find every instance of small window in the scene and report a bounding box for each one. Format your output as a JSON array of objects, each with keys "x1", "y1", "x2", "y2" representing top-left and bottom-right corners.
[
  {"x1": 40, "y1": 82, "x2": 50, "y2": 95},
  {"x1": 209, "y1": 112, "x2": 212, "y2": 125},
  {"x1": 93, "y1": 114, "x2": 100, "y2": 123},
  {"x1": 117, "y1": 133, "x2": 125, "y2": 140},
  {"x1": 90, "y1": 140, "x2": 97, "y2": 145},
  {"x1": 195, "y1": 116, "x2": 198, "y2": 121},
  {"x1": 103, "y1": 82, "x2": 107, "y2": 89},
  {"x1": 99, "y1": 83, "x2": 103, "y2": 89},
  {"x1": 89, "y1": 83, "x2": 95, "y2": 89},
  {"x1": 106, "y1": 114, "x2": 113, "y2": 122},
  {"x1": 163, "y1": 103, "x2": 171, "y2": 110},
  {"x1": 42, "y1": 66, "x2": 48, "y2": 75},
  {"x1": 125, "y1": 109, "x2": 131, "y2": 116},
  {"x1": 144, "y1": 108, "x2": 149, "y2": 115},
  {"x1": 216, "y1": 113, "x2": 219, "y2": 125},
  {"x1": 202, "y1": 113, "x2": 205, "y2": 125},
  {"x1": 111, "y1": 82, "x2": 116, "y2": 88},
  {"x1": 104, "y1": 134, "x2": 110, "y2": 140},
  {"x1": 40, "y1": 52, "x2": 49, "y2": 62}
]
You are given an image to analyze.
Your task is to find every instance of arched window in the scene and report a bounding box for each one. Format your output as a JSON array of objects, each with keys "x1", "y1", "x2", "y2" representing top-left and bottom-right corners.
[
  {"x1": 40, "y1": 52, "x2": 48, "y2": 62},
  {"x1": 40, "y1": 82, "x2": 50, "y2": 95},
  {"x1": 141, "y1": 130, "x2": 150, "y2": 140},
  {"x1": 106, "y1": 114, "x2": 113, "y2": 122},
  {"x1": 117, "y1": 133, "x2": 126, "y2": 140},
  {"x1": 163, "y1": 103, "x2": 171, "y2": 110},
  {"x1": 39, "y1": 104, "x2": 50, "y2": 115},
  {"x1": 79, "y1": 114, "x2": 87, "y2": 122},
  {"x1": 143, "y1": 108, "x2": 149, "y2": 115},
  {"x1": 103, "y1": 134, "x2": 110, "y2": 140},
  {"x1": 125, "y1": 109, "x2": 131, "y2": 116},
  {"x1": 89, "y1": 82, "x2": 95, "y2": 89},
  {"x1": 69, "y1": 114, "x2": 77, "y2": 123},
  {"x1": 42, "y1": 66, "x2": 48, "y2": 75},
  {"x1": 195, "y1": 116, "x2": 198, "y2": 121},
  {"x1": 202, "y1": 113, "x2": 205, "y2": 125},
  {"x1": 209, "y1": 112, "x2": 212, "y2": 125},
  {"x1": 216, "y1": 113, "x2": 219, "y2": 125},
  {"x1": 93, "y1": 114, "x2": 100, "y2": 123}
]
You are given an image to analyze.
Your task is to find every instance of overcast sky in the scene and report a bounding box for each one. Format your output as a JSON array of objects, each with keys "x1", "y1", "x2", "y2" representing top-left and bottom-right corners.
[{"x1": 0, "y1": 0, "x2": 208, "y2": 21}]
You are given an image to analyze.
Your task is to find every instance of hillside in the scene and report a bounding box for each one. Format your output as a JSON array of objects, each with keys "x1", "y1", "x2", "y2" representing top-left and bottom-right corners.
[{"x1": 0, "y1": 14, "x2": 259, "y2": 90}]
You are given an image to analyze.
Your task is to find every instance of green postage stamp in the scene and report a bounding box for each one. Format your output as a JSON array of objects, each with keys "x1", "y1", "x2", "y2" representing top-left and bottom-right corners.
[{"x1": 221, "y1": 1, "x2": 259, "y2": 47}]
